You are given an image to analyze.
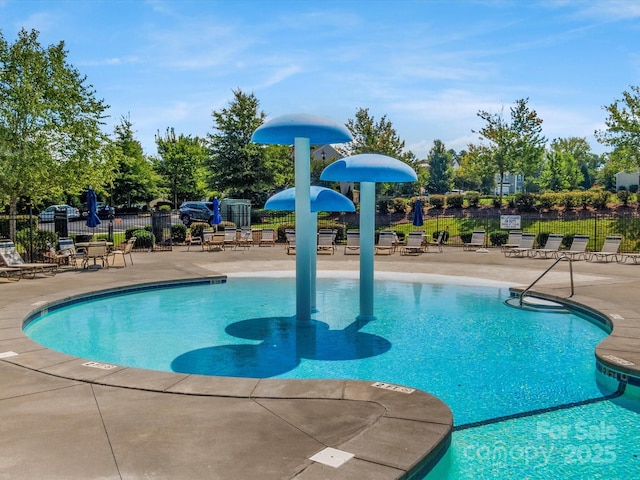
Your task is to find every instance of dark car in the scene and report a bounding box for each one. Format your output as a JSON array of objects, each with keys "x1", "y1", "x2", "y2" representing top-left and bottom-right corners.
[
  {"x1": 80, "y1": 202, "x2": 115, "y2": 219},
  {"x1": 179, "y1": 201, "x2": 214, "y2": 226}
]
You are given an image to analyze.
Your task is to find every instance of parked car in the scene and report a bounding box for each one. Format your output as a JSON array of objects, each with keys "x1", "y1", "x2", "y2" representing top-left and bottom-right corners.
[
  {"x1": 79, "y1": 202, "x2": 115, "y2": 219},
  {"x1": 179, "y1": 201, "x2": 214, "y2": 226},
  {"x1": 37, "y1": 205, "x2": 81, "y2": 222}
]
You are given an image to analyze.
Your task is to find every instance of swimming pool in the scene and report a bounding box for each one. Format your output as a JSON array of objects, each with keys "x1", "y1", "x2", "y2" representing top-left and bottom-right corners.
[{"x1": 24, "y1": 273, "x2": 640, "y2": 478}]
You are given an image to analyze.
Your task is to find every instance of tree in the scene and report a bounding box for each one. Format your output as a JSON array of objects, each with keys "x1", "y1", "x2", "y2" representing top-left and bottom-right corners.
[
  {"x1": 473, "y1": 98, "x2": 545, "y2": 201},
  {"x1": 457, "y1": 144, "x2": 496, "y2": 194},
  {"x1": 0, "y1": 28, "x2": 112, "y2": 240},
  {"x1": 207, "y1": 89, "x2": 269, "y2": 205},
  {"x1": 538, "y1": 150, "x2": 583, "y2": 192},
  {"x1": 111, "y1": 116, "x2": 161, "y2": 208},
  {"x1": 425, "y1": 140, "x2": 454, "y2": 194},
  {"x1": 344, "y1": 108, "x2": 422, "y2": 196},
  {"x1": 548, "y1": 137, "x2": 600, "y2": 190},
  {"x1": 154, "y1": 128, "x2": 208, "y2": 207},
  {"x1": 595, "y1": 85, "x2": 640, "y2": 171}
]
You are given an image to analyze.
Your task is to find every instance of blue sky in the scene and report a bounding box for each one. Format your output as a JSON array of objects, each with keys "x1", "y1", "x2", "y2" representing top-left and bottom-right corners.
[{"x1": 2, "y1": 0, "x2": 639, "y2": 159}]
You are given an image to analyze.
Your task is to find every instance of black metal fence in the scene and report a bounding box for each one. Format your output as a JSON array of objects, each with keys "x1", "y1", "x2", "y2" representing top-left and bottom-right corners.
[{"x1": 2, "y1": 208, "x2": 639, "y2": 261}]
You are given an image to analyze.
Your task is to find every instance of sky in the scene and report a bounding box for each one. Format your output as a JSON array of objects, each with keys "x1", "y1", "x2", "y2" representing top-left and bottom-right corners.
[{"x1": 2, "y1": 0, "x2": 640, "y2": 159}]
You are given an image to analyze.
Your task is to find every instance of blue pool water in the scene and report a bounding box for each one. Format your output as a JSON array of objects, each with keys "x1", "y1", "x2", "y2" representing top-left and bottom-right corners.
[{"x1": 24, "y1": 274, "x2": 640, "y2": 478}]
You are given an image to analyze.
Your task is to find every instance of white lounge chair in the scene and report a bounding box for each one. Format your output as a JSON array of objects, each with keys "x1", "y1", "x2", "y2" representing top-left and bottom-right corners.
[
  {"x1": 400, "y1": 232, "x2": 425, "y2": 255},
  {"x1": 586, "y1": 236, "x2": 621, "y2": 263},
  {"x1": 501, "y1": 230, "x2": 522, "y2": 252},
  {"x1": 558, "y1": 234, "x2": 589, "y2": 261},
  {"x1": 259, "y1": 228, "x2": 275, "y2": 246},
  {"x1": 344, "y1": 230, "x2": 360, "y2": 255},
  {"x1": 463, "y1": 230, "x2": 486, "y2": 251},
  {"x1": 530, "y1": 234, "x2": 563, "y2": 259},
  {"x1": 425, "y1": 231, "x2": 444, "y2": 253},
  {"x1": 317, "y1": 231, "x2": 335, "y2": 254},
  {"x1": 504, "y1": 233, "x2": 536, "y2": 258},
  {"x1": 375, "y1": 231, "x2": 396, "y2": 255},
  {"x1": 223, "y1": 227, "x2": 238, "y2": 250}
]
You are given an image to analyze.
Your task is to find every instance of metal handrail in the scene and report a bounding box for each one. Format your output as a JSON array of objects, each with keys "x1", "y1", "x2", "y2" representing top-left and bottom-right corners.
[{"x1": 519, "y1": 255, "x2": 574, "y2": 307}]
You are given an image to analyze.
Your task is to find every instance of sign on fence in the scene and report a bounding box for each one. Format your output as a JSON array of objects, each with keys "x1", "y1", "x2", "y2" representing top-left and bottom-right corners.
[{"x1": 500, "y1": 215, "x2": 521, "y2": 229}]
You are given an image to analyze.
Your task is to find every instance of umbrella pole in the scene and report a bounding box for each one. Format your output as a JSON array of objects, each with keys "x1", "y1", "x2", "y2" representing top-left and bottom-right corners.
[
  {"x1": 358, "y1": 181, "x2": 375, "y2": 320},
  {"x1": 294, "y1": 137, "x2": 312, "y2": 322}
]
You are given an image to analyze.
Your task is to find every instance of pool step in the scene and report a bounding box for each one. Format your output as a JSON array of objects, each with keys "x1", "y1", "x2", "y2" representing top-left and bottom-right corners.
[{"x1": 504, "y1": 296, "x2": 570, "y2": 313}]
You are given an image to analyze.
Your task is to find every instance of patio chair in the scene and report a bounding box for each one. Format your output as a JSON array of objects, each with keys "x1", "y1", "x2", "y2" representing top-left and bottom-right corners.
[
  {"x1": 586, "y1": 236, "x2": 622, "y2": 263},
  {"x1": 0, "y1": 240, "x2": 57, "y2": 278},
  {"x1": 375, "y1": 230, "x2": 396, "y2": 255},
  {"x1": 259, "y1": 228, "x2": 275, "y2": 246},
  {"x1": 186, "y1": 231, "x2": 202, "y2": 251},
  {"x1": 463, "y1": 230, "x2": 486, "y2": 251},
  {"x1": 501, "y1": 231, "x2": 522, "y2": 252},
  {"x1": 203, "y1": 231, "x2": 225, "y2": 251},
  {"x1": 425, "y1": 231, "x2": 444, "y2": 253},
  {"x1": 237, "y1": 227, "x2": 253, "y2": 249},
  {"x1": 81, "y1": 242, "x2": 110, "y2": 269},
  {"x1": 110, "y1": 236, "x2": 136, "y2": 267},
  {"x1": 43, "y1": 238, "x2": 80, "y2": 269},
  {"x1": 285, "y1": 230, "x2": 296, "y2": 255},
  {"x1": 529, "y1": 234, "x2": 564, "y2": 259},
  {"x1": 400, "y1": 232, "x2": 425, "y2": 255},
  {"x1": 557, "y1": 234, "x2": 589, "y2": 261},
  {"x1": 317, "y1": 230, "x2": 336, "y2": 254},
  {"x1": 223, "y1": 227, "x2": 239, "y2": 250},
  {"x1": 344, "y1": 230, "x2": 360, "y2": 255},
  {"x1": 503, "y1": 233, "x2": 536, "y2": 258}
]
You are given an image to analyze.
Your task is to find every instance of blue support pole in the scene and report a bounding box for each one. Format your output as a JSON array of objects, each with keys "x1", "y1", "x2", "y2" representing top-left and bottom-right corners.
[
  {"x1": 359, "y1": 181, "x2": 375, "y2": 320},
  {"x1": 294, "y1": 137, "x2": 311, "y2": 321},
  {"x1": 310, "y1": 211, "x2": 317, "y2": 311}
]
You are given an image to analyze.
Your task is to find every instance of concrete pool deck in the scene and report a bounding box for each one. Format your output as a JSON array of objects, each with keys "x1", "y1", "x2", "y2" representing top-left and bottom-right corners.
[{"x1": 1, "y1": 244, "x2": 639, "y2": 479}]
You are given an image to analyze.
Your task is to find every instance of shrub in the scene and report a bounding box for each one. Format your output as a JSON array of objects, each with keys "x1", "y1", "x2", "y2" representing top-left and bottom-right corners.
[
  {"x1": 561, "y1": 192, "x2": 582, "y2": 209},
  {"x1": 562, "y1": 233, "x2": 575, "y2": 248},
  {"x1": 218, "y1": 220, "x2": 236, "y2": 230},
  {"x1": 589, "y1": 190, "x2": 609, "y2": 209},
  {"x1": 277, "y1": 224, "x2": 295, "y2": 242},
  {"x1": 0, "y1": 215, "x2": 32, "y2": 238},
  {"x1": 460, "y1": 232, "x2": 473, "y2": 244},
  {"x1": 489, "y1": 231, "x2": 509, "y2": 247},
  {"x1": 189, "y1": 222, "x2": 209, "y2": 238},
  {"x1": 538, "y1": 232, "x2": 550, "y2": 248},
  {"x1": 513, "y1": 193, "x2": 536, "y2": 212},
  {"x1": 15, "y1": 228, "x2": 58, "y2": 259},
  {"x1": 617, "y1": 189, "x2": 631, "y2": 206},
  {"x1": 391, "y1": 197, "x2": 408, "y2": 214},
  {"x1": 132, "y1": 228, "x2": 155, "y2": 249},
  {"x1": 446, "y1": 194, "x2": 464, "y2": 209},
  {"x1": 538, "y1": 193, "x2": 557, "y2": 210},
  {"x1": 376, "y1": 198, "x2": 392, "y2": 214},
  {"x1": 125, "y1": 225, "x2": 151, "y2": 239},
  {"x1": 171, "y1": 223, "x2": 187, "y2": 243},
  {"x1": 432, "y1": 229, "x2": 450, "y2": 242},
  {"x1": 492, "y1": 196, "x2": 502, "y2": 208},
  {"x1": 465, "y1": 191, "x2": 481, "y2": 208},
  {"x1": 429, "y1": 195, "x2": 445, "y2": 209}
]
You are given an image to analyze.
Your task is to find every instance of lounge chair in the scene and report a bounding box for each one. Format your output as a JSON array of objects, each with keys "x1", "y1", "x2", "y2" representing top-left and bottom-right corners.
[
  {"x1": 344, "y1": 230, "x2": 360, "y2": 255},
  {"x1": 501, "y1": 231, "x2": 522, "y2": 252},
  {"x1": 529, "y1": 234, "x2": 563, "y2": 259},
  {"x1": 259, "y1": 228, "x2": 275, "y2": 246},
  {"x1": 0, "y1": 240, "x2": 57, "y2": 278},
  {"x1": 237, "y1": 227, "x2": 253, "y2": 249},
  {"x1": 425, "y1": 231, "x2": 444, "y2": 253},
  {"x1": 463, "y1": 230, "x2": 486, "y2": 251},
  {"x1": 110, "y1": 236, "x2": 136, "y2": 267},
  {"x1": 400, "y1": 232, "x2": 425, "y2": 255},
  {"x1": 186, "y1": 231, "x2": 202, "y2": 251},
  {"x1": 618, "y1": 252, "x2": 640, "y2": 264},
  {"x1": 557, "y1": 234, "x2": 589, "y2": 261},
  {"x1": 223, "y1": 227, "x2": 238, "y2": 250},
  {"x1": 203, "y1": 231, "x2": 225, "y2": 251},
  {"x1": 317, "y1": 230, "x2": 335, "y2": 254},
  {"x1": 43, "y1": 237, "x2": 80, "y2": 269},
  {"x1": 285, "y1": 230, "x2": 296, "y2": 255},
  {"x1": 586, "y1": 236, "x2": 621, "y2": 263},
  {"x1": 503, "y1": 232, "x2": 536, "y2": 258},
  {"x1": 375, "y1": 231, "x2": 396, "y2": 255}
]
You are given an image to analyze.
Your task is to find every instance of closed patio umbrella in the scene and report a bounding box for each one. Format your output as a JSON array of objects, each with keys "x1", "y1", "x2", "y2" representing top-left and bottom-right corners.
[
  {"x1": 211, "y1": 197, "x2": 222, "y2": 230},
  {"x1": 86, "y1": 187, "x2": 101, "y2": 228},
  {"x1": 412, "y1": 198, "x2": 424, "y2": 228}
]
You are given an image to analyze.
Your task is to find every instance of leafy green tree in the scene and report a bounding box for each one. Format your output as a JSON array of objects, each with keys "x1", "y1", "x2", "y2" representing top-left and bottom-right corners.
[
  {"x1": 547, "y1": 137, "x2": 600, "y2": 190},
  {"x1": 207, "y1": 89, "x2": 270, "y2": 205},
  {"x1": 595, "y1": 85, "x2": 640, "y2": 170},
  {"x1": 344, "y1": 107, "x2": 422, "y2": 196},
  {"x1": 474, "y1": 98, "x2": 546, "y2": 201},
  {"x1": 154, "y1": 128, "x2": 208, "y2": 207},
  {"x1": 458, "y1": 144, "x2": 496, "y2": 194},
  {"x1": 426, "y1": 140, "x2": 454, "y2": 194},
  {"x1": 538, "y1": 150, "x2": 583, "y2": 192},
  {"x1": 0, "y1": 28, "x2": 112, "y2": 239},
  {"x1": 111, "y1": 116, "x2": 161, "y2": 208}
]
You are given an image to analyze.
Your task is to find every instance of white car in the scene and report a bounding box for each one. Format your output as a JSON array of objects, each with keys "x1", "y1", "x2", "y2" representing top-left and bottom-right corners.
[{"x1": 38, "y1": 205, "x2": 81, "y2": 222}]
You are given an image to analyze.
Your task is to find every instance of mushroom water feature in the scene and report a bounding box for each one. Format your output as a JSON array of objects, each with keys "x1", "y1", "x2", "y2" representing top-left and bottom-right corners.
[
  {"x1": 252, "y1": 114, "x2": 352, "y2": 321},
  {"x1": 321, "y1": 153, "x2": 418, "y2": 320},
  {"x1": 264, "y1": 186, "x2": 355, "y2": 310}
]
